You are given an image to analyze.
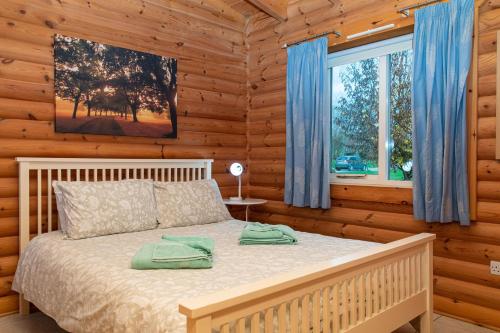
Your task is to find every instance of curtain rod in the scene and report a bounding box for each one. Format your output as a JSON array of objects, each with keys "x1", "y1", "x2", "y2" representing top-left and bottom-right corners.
[
  {"x1": 281, "y1": 29, "x2": 341, "y2": 49},
  {"x1": 281, "y1": 1, "x2": 443, "y2": 49},
  {"x1": 398, "y1": 0, "x2": 446, "y2": 17}
]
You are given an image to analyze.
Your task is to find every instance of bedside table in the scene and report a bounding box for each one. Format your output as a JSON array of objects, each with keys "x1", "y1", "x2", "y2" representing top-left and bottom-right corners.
[{"x1": 223, "y1": 198, "x2": 267, "y2": 222}]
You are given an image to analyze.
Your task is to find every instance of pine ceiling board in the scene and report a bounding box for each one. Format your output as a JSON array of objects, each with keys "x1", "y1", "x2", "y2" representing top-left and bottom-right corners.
[
  {"x1": 246, "y1": 0, "x2": 288, "y2": 21},
  {"x1": 221, "y1": 0, "x2": 266, "y2": 17}
]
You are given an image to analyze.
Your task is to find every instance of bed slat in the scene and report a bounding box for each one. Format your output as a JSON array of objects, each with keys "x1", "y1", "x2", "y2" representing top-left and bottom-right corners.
[
  {"x1": 312, "y1": 290, "x2": 320, "y2": 333},
  {"x1": 381, "y1": 265, "x2": 387, "y2": 310},
  {"x1": 405, "y1": 257, "x2": 411, "y2": 298},
  {"x1": 349, "y1": 277, "x2": 356, "y2": 327},
  {"x1": 220, "y1": 324, "x2": 229, "y2": 333},
  {"x1": 373, "y1": 269, "x2": 380, "y2": 315},
  {"x1": 236, "y1": 318, "x2": 245, "y2": 333},
  {"x1": 264, "y1": 308, "x2": 273, "y2": 332},
  {"x1": 47, "y1": 170, "x2": 52, "y2": 232},
  {"x1": 366, "y1": 271, "x2": 372, "y2": 318},
  {"x1": 290, "y1": 298, "x2": 298, "y2": 333},
  {"x1": 394, "y1": 261, "x2": 400, "y2": 303},
  {"x1": 332, "y1": 284, "x2": 340, "y2": 332},
  {"x1": 322, "y1": 287, "x2": 331, "y2": 333},
  {"x1": 399, "y1": 260, "x2": 405, "y2": 302},
  {"x1": 416, "y1": 253, "x2": 422, "y2": 292},
  {"x1": 411, "y1": 255, "x2": 416, "y2": 295},
  {"x1": 37, "y1": 169, "x2": 42, "y2": 235},
  {"x1": 278, "y1": 303, "x2": 286, "y2": 333},
  {"x1": 341, "y1": 281, "x2": 348, "y2": 330},
  {"x1": 358, "y1": 274, "x2": 365, "y2": 323},
  {"x1": 387, "y1": 264, "x2": 393, "y2": 306},
  {"x1": 301, "y1": 294, "x2": 310, "y2": 332},
  {"x1": 250, "y1": 313, "x2": 259, "y2": 333}
]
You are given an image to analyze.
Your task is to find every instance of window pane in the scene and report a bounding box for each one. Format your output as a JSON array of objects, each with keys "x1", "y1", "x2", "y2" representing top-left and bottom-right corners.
[
  {"x1": 331, "y1": 58, "x2": 380, "y2": 175},
  {"x1": 388, "y1": 50, "x2": 413, "y2": 181}
]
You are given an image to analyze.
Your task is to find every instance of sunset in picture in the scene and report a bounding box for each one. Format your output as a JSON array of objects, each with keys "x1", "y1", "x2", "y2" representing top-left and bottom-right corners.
[{"x1": 54, "y1": 34, "x2": 177, "y2": 138}]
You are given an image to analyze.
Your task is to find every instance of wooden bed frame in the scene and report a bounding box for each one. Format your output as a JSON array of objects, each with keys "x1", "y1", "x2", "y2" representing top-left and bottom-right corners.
[{"x1": 17, "y1": 157, "x2": 435, "y2": 333}]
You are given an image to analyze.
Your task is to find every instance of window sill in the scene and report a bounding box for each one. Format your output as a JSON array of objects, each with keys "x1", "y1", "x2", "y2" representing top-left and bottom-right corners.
[{"x1": 329, "y1": 174, "x2": 413, "y2": 188}]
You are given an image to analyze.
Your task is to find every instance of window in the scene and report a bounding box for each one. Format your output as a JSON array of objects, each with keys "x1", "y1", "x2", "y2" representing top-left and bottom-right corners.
[{"x1": 328, "y1": 34, "x2": 413, "y2": 187}]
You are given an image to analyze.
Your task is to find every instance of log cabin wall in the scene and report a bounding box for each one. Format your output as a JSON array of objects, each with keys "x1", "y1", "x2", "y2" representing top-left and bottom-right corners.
[
  {"x1": 1, "y1": 0, "x2": 500, "y2": 327},
  {"x1": 0, "y1": 0, "x2": 249, "y2": 314},
  {"x1": 246, "y1": 0, "x2": 500, "y2": 329}
]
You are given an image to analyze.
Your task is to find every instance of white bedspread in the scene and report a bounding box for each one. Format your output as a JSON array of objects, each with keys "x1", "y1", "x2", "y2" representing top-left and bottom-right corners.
[{"x1": 13, "y1": 220, "x2": 377, "y2": 333}]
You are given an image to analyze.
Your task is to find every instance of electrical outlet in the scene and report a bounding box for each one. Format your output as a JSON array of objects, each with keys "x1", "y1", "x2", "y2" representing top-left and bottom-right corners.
[{"x1": 490, "y1": 261, "x2": 500, "y2": 276}]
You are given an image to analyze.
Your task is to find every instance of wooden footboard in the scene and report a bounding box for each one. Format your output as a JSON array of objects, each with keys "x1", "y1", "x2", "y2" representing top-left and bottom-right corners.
[{"x1": 179, "y1": 233, "x2": 435, "y2": 333}]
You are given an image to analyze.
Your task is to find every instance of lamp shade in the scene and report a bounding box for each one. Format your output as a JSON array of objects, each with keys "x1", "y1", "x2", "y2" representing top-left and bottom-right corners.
[{"x1": 229, "y1": 162, "x2": 243, "y2": 176}]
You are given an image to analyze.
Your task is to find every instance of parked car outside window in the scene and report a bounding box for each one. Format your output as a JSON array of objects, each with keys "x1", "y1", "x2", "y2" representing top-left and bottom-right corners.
[{"x1": 335, "y1": 155, "x2": 367, "y2": 172}]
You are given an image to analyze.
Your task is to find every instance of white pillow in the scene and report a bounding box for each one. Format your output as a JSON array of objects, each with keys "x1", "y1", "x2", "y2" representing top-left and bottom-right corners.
[
  {"x1": 154, "y1": 179, "x2": 231, "y2": 229},
  {"x1": 53, "y1": 180, "x2": 158, "y2": 239}
]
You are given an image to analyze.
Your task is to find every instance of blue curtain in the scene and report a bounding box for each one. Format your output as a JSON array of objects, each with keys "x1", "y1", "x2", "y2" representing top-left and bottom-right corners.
[
  {"x1": 412, "y1": 0, "x2": 473, "y2": 225},
  {"x1": 284, "y1": 37, "x2": 330, "y2": 209}
]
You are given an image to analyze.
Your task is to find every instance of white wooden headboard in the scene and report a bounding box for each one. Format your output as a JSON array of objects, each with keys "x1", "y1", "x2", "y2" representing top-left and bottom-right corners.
[{"x1": 16, "y1": 158, "x2": 213, "y2": 254}]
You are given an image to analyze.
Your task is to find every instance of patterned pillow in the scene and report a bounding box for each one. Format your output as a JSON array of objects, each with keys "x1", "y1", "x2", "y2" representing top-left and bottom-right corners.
[
  {"x1": 154, "y1": 179, "x2": 232, "y2": 229},
  {"x1": 53, "y1": 180, "x2": 158, "y2": 239}
]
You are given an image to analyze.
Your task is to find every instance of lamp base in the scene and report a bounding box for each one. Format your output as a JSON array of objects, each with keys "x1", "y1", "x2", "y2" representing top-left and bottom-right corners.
[{"x1": 229, "y1": 196, "x2": 243, "y2": 202}]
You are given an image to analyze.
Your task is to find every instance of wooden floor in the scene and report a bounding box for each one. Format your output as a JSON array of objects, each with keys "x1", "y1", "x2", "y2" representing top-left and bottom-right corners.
[{"x1": 0, "y1": 312, "x2": 496, "y2": 332}]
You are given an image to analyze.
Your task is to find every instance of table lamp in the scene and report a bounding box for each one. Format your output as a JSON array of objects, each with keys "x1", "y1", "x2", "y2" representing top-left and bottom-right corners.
[{"x1": 229, "y1": 162, "x2": 243, "y2": 201}]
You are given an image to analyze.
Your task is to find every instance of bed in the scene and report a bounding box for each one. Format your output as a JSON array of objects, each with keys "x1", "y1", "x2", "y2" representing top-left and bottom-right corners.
[{"x1": 14, "y1": 158, "x2": 435, "y2": 333}]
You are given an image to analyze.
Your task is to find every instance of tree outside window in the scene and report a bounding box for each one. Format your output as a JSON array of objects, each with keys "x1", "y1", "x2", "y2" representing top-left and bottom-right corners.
[{"x1": 330, "y1": 35, "x2": 413, "y2": 184}]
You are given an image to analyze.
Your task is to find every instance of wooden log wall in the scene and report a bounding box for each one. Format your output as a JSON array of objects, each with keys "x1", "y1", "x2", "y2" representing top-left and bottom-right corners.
[
  {"x1": 246, "y1": 0, "x2": 500, "y2": 330},
  {"x1": 1, "y1": 0, "x2": 500, "y2": 328},
  {"x1": 0, "y1": 0, "x2": 249, "y2": 314}
]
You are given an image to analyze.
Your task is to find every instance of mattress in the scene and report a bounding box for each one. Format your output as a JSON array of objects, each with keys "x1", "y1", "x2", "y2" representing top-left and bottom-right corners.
[{"x1": 13, "y1": 219, "x2": 377, "y2": 333}]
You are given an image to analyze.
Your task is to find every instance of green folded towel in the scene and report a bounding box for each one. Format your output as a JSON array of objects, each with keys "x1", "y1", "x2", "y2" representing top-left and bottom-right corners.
[
  {"x1": 239, "y1": 222, "x2": 298, "y2": 245},
  {"x1": 131, "y1": 236, "x2": 214, "y2": 270},
  {"x1": 152, "y1": 242, "x2": 210, "y2": 262},
  {"x1": 161, "y1": 235, "x2": 214, "y2": 257}
]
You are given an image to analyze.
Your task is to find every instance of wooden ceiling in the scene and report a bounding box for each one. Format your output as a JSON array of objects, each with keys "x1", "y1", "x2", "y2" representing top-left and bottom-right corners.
[
  {"x1": 222, "y1": 0, "x2": 288, "y2": 21},
  {"x1": 222, "y1": 0, "x2": 264, "y2": 17}
]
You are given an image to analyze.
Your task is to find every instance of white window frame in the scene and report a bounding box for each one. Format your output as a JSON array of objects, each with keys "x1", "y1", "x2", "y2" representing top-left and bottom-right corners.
[{"x1": 328, "y1": 34, "x2": 413, "y2": 188}]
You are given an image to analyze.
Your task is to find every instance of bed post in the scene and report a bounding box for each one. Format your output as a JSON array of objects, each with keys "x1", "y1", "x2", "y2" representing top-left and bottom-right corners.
[
  {"x1": 418, "y1": 241, "x2": 434, "y2": 333},
  {"x1": 18, "y1": 160, "x2": 31, "y2": 315},
  {"x1": 204, "y1": 160, "x2": 212, "y2": 180}
]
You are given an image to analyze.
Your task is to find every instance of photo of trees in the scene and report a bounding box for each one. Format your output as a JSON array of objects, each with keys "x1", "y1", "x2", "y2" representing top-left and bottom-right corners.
[{"x1": 54, "y1": 34, "x2": 177, "y2": 138}]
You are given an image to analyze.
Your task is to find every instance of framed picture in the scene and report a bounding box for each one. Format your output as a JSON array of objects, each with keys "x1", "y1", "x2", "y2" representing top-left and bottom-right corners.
[{"x1": 54, "y1": 34, "x2": 177, "y2": 138}]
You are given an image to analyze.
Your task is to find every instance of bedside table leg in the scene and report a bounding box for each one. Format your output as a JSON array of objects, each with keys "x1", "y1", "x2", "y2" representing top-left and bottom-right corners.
[{"x1": 245, "y1": 206, "x2": 249, "y2": 222}]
